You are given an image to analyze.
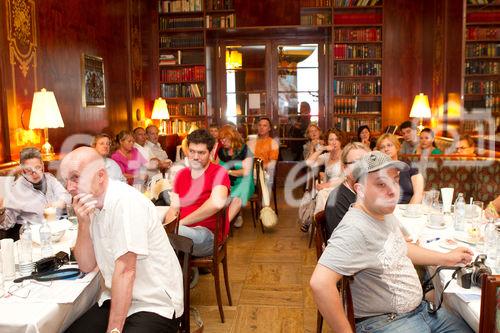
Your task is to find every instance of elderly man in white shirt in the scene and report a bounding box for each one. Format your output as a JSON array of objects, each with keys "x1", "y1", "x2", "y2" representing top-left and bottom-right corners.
[
  {"x1": 145, "y1": 125, "x2": 172, "y2": 170},
  {"x1": 91, "y1": 133, "x2": 126, "y2": 182},
  {"x1": 0, "y1": 147, "x2": 71, "y2": 240},
  {"x1": 61, "y1": 147, "x2": 183, "y2": 333}
]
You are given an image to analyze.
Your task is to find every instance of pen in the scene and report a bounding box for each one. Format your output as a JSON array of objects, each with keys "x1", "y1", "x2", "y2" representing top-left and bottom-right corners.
[{"x1": 425, "y1": 237, "x2": 440, "y2": 243}]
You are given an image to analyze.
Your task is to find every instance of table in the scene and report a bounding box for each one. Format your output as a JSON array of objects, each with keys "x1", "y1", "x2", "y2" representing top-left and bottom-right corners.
[
  {"x1": 395, "y1": 204, "x2": 497, "y2": 332},
  {"x1": 0, "y1": 226, "x2": 100, "y2": 333}
]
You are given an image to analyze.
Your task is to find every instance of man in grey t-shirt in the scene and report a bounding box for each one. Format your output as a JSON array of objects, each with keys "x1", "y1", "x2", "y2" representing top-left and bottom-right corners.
[
  {"x1": 399, "y1": 120, "x2": 418, "y2": 155},
  {"x1": 310, "y1": 151, "x2": 473, "y2": 333}
]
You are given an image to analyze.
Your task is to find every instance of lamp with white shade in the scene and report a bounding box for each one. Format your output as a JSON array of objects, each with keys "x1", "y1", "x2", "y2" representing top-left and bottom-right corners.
[
  {"x1": 29, "y1": 88, "x2": 64, "y2": 161},
  {"x1": 151, "y1": 97, "x2": 170, "y2": 135},
  {"x1": 409, "y1": 93, "x2": 431, "y2": 133}
]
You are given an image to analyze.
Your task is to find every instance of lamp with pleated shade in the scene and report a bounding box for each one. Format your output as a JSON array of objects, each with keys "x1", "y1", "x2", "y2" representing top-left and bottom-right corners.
[
  {"x1": 29, "y1": 88, "x2": 64, "y2": 160},
  {"x1": 409, "y1": 93, "x2": 431, "y2": 132},
  {"x1": 151, "y1": 97, "x2": 170, "y2": 135}
]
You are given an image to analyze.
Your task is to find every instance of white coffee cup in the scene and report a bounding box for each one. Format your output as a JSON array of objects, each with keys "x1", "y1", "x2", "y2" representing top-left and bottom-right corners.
[{"x1": 429, "y1": 213, "x2": 444, "y2": 227}]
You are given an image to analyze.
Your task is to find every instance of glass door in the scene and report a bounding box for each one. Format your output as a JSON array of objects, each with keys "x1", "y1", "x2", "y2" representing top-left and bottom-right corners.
[{"x1": 224, "y1": 44, "x2": 267, "y2": 138}]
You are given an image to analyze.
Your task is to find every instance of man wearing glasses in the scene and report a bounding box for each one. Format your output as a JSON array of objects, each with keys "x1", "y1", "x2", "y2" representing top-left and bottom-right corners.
[{"x1": 0, "y1": 147, "x2": 71, "y2": 240}]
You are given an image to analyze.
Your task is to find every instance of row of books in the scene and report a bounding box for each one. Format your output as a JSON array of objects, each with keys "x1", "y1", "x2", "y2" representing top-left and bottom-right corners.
[
  {"x1": 160, "y1": 66, "x2": 206, "y2": 82},
  {"x1": 168, "y1": 102, "x2": 206, "y2": 116},
  {"x1": 465, "y1": 43, "x2": 500, "y2": 58},
  {"x1": 333, "y1": 44, "x2": 381, "y2": 59},
  {"x1": 332, "y1": 117, "x2": 381, "y2": 133},
  {"x1": 334, "y1": 62, "x2": 381, "y2": 76},
  {"x1": 465, "y1": 61, "x2": 500, "y2": 75},
  {"x1": 160, "y1": 51, "x2": 205, "y2": 66},
  {"x1": 206, "y1": 0, "x2": 233, "y2": 11},
  {"x1": 333, "y1": 98, "x2": 382, "y2": 113},
  {"x1": 161, "y1": 83, "x2": 205, "y2": 98},
  {"x1": 333, "y1": 13, "x2": 382, "y2": 25},
  {"x1": 333, "y1": 79, "x2": 381, "y2": 95},
  {"x1": 467, "y1": 12, "x2": 500, "y2": 23},
  {"x1": 467, "y1": 0, "x2": 498, "y2": 5},
  {"x1": 466, "y1": 27, "x2": 500, "y2": 41},
  {"x1": 158, "y1": 0, "x2": 203, "y2": 13},
  {"x1": 166, "y1": 120, "x2": 205, "y2": 135},
  {"x1": 206, "y1": 14, "x2": 236, "y2": 28},
  {"x1": 301, "y1": 0, "x2": 331, "y2": 7},
  {"x1": 334, "y1": 28, "x2": 381, "y2": 42},
  {"x1": 159, "y1": 17, "x2": 204, "y2": 30},
  {"x1": 333, "y1": 0, "x2": 381, "y2": 6},
  {"x1": 159, "y1": 35, "x2": 204, "y2": 48},
  {"x1": 464, "y1": 80, "x2": 500, "y2": 94},
  {"x1": 300, "y1": 13, "x2": 332, "y2": 26}
]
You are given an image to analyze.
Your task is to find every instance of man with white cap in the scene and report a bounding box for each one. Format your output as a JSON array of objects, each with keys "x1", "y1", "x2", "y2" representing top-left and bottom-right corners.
[{"x1": 310, "y1": 151, "x2": 474, "y2": 333}]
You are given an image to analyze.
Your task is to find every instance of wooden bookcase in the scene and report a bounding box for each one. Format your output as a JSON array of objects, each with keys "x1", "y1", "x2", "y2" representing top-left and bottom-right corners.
[
  {"x1": 463, "y1": 0, "x2": 500, "y2": 133},
  {"x1": 206, "y1": 0, "x2": 235, "y2": 29},
  {"x1": 158, "y1": 0, "x2": 210, "y2": 135},
  {"x1": 330, "y1": 0, "x2": 383, "y2": 134}
]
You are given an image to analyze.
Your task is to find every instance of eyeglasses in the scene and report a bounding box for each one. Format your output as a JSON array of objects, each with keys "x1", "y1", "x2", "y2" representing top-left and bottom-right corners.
[
  {"x1": 2, "y1": 280, "x2": 52, "y2": 299},
  {"x1": 21, "y1": 166, "x2": 43, "y2": 174}
]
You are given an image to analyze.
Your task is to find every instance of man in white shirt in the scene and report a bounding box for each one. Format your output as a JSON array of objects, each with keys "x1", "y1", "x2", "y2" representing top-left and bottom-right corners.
[
  {"x1": 61, "y1": 147, "x2": 183, "y2": 333},
  {"x1": 134, "y1": 127, "x2": 163, "y2": 178},
  {"x1": 145, "y1": 125, "x2": 172, "y2": 170}
]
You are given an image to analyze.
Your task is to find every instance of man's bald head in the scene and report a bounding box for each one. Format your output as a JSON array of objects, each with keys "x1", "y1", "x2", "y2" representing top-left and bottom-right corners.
[{"x1": 60, "y1": 147, "x2": 108, "y2": 198}]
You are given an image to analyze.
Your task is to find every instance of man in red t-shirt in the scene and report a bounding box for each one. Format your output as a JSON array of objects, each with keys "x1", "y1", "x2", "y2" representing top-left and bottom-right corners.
[{"x1": 165, "y1": 129, "x2": 230, "y2": 257}]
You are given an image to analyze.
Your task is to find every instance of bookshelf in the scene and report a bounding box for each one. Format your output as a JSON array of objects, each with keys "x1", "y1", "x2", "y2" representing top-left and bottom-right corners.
[
  {"x1": 158, "y1": 0, "x2": 209, "y2": 135},
  {"x1": 206, "y1": 0, "x2": 235, "y2": 29},
  {"x1": 463, "y1": 0, "x2": 500, "y2": 133},
  {"x1": 300, "y1": 0, "x2": 332, "y2": 26},
  {"x1": 330, "y1": 0, "x2": 383, "y2": 134}
]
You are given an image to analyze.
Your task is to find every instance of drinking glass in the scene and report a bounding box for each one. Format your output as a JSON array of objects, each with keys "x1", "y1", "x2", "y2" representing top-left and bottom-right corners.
[
  {"x1": 440, "y1": 188, "x2": 454, "y2": 213},
  {"x1": 423, "y1": 191, "x2": 434, "y2": 213},
  {"x1": 66, "y1": 204, "x2": 78, "y2": 226},
  {"x1": 473, "y1": 201, "x2": 484, "y2": 220}
]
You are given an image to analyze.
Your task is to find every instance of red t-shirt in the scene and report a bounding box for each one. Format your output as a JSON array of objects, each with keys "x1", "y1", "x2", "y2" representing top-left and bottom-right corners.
[{"x1": 173, "y1": 163, "x2": 230, "y2": 240}]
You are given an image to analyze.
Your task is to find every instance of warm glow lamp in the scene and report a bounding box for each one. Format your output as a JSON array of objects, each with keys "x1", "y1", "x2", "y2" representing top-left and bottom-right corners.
[
  {"x1": 225, "y1": 49, "x2": 242, "y2": 69},
  {"x1": 409, "y1": 93, "x2": 431, "y2": 132},
  {"x1": 151, "y1": 97, "x2": 170, "y2": 135},
  {"x1": 29, "y1": 88, "x2": 64, "y2": 160}
]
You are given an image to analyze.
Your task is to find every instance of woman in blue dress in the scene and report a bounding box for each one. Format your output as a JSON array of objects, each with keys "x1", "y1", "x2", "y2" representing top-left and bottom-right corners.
[{"x1": 217, "y1": 125, "x2": 255, "y2": 227}]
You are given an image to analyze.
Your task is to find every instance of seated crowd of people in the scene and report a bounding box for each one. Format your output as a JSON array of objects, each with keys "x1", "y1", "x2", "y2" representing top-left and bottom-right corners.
[{"x1": 0, "y1": 117, "x2": 498, "y2": 333}]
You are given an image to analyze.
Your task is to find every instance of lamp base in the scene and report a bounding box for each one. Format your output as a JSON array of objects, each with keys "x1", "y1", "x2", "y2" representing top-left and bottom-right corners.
[
  {"x1": 41, "y1": 140, "x2": 55, "y2": 161},
  {"x1": 158, "y1": 120, "x2": 167, "y2": 136}
]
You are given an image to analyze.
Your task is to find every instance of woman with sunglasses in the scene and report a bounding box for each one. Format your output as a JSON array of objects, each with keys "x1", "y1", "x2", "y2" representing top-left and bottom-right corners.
[{"x1": 0, "y1": 147, "x2": 71, "y2": 240}]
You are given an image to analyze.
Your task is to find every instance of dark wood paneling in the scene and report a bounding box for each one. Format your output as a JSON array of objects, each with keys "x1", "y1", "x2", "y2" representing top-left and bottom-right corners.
[
  {"x1": 36, "y1": 0, "x2": 130, "y2": 152},
  {"x1": 382, "y1": 0, "x2": 424, "y2": 129},
  {"x1": 234, "y1": 0, "x2": 300, "y2": 27}
]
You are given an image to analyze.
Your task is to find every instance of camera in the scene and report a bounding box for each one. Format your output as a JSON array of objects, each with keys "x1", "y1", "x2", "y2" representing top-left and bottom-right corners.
[
  {"x1": 35, "y1": 251, "x2": 69, "y2": 273},
  {"x1": 456, "y1": 254, "x2": 492, "y2": 289}
]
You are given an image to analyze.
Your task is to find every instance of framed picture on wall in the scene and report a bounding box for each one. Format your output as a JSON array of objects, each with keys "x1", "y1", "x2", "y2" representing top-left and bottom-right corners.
[{"x1": 82, "y1": 54, "x2": 105, "y2": 107}]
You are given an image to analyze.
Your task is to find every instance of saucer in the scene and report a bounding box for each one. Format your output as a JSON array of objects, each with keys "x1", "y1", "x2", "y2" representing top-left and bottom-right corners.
[
  {"x1": 403, "y1": 210, "x2": 423, "y2": 218},
  {"x1": 426, "y1": 222, "x2": 446, "y2": 230},
  {"x1": 439, "y1": 238, "x2": 459, "y2": 250}
]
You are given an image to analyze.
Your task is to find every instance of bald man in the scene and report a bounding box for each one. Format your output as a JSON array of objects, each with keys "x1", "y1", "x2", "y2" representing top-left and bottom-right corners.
[{"x1": 60, "y1": 147, "x2": 183, "y2": 333}]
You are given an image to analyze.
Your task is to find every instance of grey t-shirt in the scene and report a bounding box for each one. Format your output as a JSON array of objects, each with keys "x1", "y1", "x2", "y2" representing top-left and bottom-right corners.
[
  {"x1": 400, "y1": 141, "x2": 417, "y2": 155},
  {"x1": 318, "y1": 207, "x2": 422, "y2": 318}
]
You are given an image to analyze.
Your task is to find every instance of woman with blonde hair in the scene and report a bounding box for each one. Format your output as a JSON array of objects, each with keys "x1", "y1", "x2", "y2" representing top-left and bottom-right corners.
[
  {"x1": 376, "y1": 133, "x2": 424, "y2": 204},
  {"x1": 303, "y1": 124, "x2": 324, "y2": 159},
  {"x1": 217, "y1": 125, "x2": 255, "y2": 227}
]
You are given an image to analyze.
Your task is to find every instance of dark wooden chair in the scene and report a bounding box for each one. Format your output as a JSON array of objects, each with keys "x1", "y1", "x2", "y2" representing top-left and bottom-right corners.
[
  {"x1": 313, "y1": 210, "x2": 355, "y2": 332},
  {"x1": 479, "y1": 274, "x2": 500, "y2": 333},
  {"x1": 165, "y1": 232, "x2": 194, "y2": 333},
  {"x1": 307, "y1": 165, "x2": 319, "y2": 248},
  {"x1": 272, "y1": 161, "x2": 279, "y2": 215},
  {"x1": 249, "y1": 158, "x2": 265, "y2": 232},
  {"x1": 190, "y1": 206, "x2": 232, "y2": 323}
]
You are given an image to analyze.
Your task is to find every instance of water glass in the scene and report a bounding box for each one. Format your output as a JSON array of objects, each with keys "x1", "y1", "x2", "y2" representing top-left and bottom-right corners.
[
  {"x1": 423, "y1": 191, "x2": 434, "y2": 213},
  {"x1": 473, "y1": 201, "x2": 484, "y2": 220},
  {"x1": 66, "y1": 204, "x2": 78, "y2": 226},
  {"x1": 1, "y1": 239, "x2": 15, "y2": 280}
]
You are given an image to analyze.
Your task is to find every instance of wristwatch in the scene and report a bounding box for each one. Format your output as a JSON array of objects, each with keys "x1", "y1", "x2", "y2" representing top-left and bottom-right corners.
[{"x1": 110, "y1": 329, "x2": 120, "y2": 333}]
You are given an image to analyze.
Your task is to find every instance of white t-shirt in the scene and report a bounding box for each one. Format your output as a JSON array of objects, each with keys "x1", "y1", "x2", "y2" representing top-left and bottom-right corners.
[
  {"x1": 91, "y1": 180, "x2": 184, "y2": 319},
  {"x1": 105, "y1": 158, "x2": 126, "y2": 182},
  {"x1": 145, "y1": 140, "x2": 169, "y2": 161},
  {"x1": 134, "y1": 142, "x2": 152, "y2": 161}
]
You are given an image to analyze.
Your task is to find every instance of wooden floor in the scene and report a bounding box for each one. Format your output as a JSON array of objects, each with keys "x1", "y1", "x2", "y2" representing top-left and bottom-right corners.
[{"x1": 190, "y1": 188, "x2": 334, "y2": 333}]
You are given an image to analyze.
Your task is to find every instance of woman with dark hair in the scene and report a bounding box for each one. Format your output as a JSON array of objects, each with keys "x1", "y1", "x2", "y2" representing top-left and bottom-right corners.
[
  {"x1": 356, "y1": 125, "x2": 375, "y2": 150},
  {"x1": 417, "y1": 128, "x2": 442, "y2": 155},
  {"x1": 217, "y1": 125, "x2": 255, "y2": 227},
  {"x1": 111, "y1": 130, "x2": 148, "y2": 185}
]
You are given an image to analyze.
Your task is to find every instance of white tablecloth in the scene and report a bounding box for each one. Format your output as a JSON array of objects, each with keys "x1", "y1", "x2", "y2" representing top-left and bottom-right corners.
[
  {"x1": 0, "y1": 227, "x2": 100, "y2": 333},
  {"x1": 395, "y1": 205, "x2": 495, "y2": 332}
]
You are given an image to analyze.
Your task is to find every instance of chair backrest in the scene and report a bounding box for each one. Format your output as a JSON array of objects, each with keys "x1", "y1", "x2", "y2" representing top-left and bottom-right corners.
[
  {"x1": 313, "y1": 210, "x2": 327, "y2": 260},
  {"x1": 253, "y1": 158, "x2": 263, "y2": 195},
  {"x1": 212, "y1": 205, "x2": 229, "y2": 255},
  {"x1": 166, "y1": 232, "x2": 194, "y2": 333},
  {"x1": 479, "y1": 274, "x2": 500, "y2": 333}
]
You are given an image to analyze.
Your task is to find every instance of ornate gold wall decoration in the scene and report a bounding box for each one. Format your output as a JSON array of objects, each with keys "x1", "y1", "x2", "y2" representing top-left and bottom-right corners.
[{"x1": 6, "y1": 0, "x2": 37, "y2": 77}]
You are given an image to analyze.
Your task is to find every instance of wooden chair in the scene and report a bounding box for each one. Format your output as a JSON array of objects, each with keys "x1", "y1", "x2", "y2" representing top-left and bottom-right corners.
[
  {"x1": 272, "y1": 161, "x2": 279, "y2": 215},
  {"x1": 165, "y1": 232, "x2": 194, "y2": 333},
  {"x1": 307, "y1": 165, "x2": 319, "y2": 248},
  {"x1": 313, "y1": 210, "x2": 355, "y2": 333},
  {"x1": 190, "y1": 206, "x2": 232, "y2": 323},
  {"x1": 249, "y1": 158, "x2": 265, "y2": 232},
  {"x1": 479, "y1": 274, "x2": 500, "y2": 333}
]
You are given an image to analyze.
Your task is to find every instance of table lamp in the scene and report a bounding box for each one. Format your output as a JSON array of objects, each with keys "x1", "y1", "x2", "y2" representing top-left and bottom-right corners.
[
  {"x1": 151, "y1": 97, "x2": 170, "y2": 135},
  {"x1": 29, "y1": 88, "x2": 64, "y2": 160},
  {"x1": 410, "y1": 93, "x2": 431, "y2": 133}
]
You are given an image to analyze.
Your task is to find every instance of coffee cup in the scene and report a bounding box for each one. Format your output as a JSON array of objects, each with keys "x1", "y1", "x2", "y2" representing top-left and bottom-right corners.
[
  {"x1": 43, "y1": 207, "x2": 57, "y2": 221},
  {"x1": 406, "y1": 204, "x2": 420, "y2": 217},
  {"x1": 429, "y1": 213, "x2": 444, "y2": 227}
]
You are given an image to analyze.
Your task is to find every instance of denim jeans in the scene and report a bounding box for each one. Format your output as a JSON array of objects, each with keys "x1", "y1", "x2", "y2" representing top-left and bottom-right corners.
[
  {"x1": 356, "y1": 301, "x2": 473, "y2": 333},
  {"x1": 178, "y1": 225, "x2": 214, "y2": 257}
]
